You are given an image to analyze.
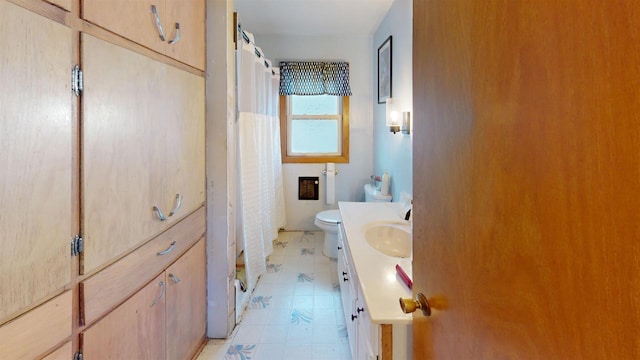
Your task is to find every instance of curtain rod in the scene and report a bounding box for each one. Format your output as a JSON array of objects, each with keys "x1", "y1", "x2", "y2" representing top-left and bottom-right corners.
[{"x1": 237, "y1": 24, "x2": 276, "y2": 75}]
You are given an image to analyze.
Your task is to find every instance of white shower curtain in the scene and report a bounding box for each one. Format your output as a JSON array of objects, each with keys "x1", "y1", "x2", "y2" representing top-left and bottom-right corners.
[{"x1": 236, "y1": 29, "x2": 286, "y2": 314}]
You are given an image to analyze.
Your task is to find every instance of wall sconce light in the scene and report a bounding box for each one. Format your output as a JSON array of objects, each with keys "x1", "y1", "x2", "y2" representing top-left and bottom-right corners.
[{"x1": 386, "y1": 98, "x2": 411, "y2": 135}]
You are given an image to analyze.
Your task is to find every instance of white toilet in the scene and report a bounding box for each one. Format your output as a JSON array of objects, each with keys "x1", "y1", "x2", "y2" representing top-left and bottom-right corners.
[{"x1": 315, "y1": 183, "x2": 392, "y2": 259}]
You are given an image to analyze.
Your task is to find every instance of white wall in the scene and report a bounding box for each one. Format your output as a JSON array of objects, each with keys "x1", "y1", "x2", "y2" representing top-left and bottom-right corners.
[
  {"x1": 206, "y1": 0, "x2": 236, "y2": 338},
  {"x1": 255, "y1": 34, "x2": 374, "y2": 230},
  {"x1": 373, "y1": 0, "x2": 413, "y2": 202}
]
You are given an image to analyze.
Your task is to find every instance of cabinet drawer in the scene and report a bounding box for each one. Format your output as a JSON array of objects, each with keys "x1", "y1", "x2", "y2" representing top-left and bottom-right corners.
[
  {"x1": 81, "y1": 207, "x2": 205, "y2": 326},
  {"x1": 0, "y1": 291, "x2": 72, "y2": 360}
]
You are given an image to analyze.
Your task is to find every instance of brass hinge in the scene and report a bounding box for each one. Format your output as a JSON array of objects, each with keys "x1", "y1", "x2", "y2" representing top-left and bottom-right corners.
[
  {"x1": 71, "y1": 235, "x2": 83, "y2": 257},
  {"x1": 72, "y1": 65, "x2": 83, "y2": 96}
]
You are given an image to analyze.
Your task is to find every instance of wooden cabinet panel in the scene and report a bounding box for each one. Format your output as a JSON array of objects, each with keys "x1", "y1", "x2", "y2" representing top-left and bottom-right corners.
[
  {"x1": 42, "y1": 341, "x2": 73, "y2": 360},
  {"x1": 50, "y1": 0, "x2": 71, "y2": 11},
  {"x1": 0, "y1": 291, "x2": 72, "y2": 360},
  {"x1": 82, "y1": 33, "x2": 167, "y2": 275},
  {"x1": 81, "y1": 207, "x2": 205, "y2": 326},
  {"x1": 82, "y1": 0, "x2": 205, "y2": 70},
  {"x1": 82, "y1": 0, "x2": 165, "y2": 54},
  {"x1": 82, "y1": 34, "x2": 205, "y2": 274},
  {"x1": 165, "y1": 0, "x2": 205, "y2": 70},
  {"x1": 163, "y1": 65, "x2": 206, "y2": 226},
  {"x1": 166, "y1": 238, "x2": 206, "y2": 360},
  {"x1": 0, "y1": 0, "x2": 73, "y2": 323},
  {"x1": 82, "y1": 274, "x2": 167, "y2": 360}
]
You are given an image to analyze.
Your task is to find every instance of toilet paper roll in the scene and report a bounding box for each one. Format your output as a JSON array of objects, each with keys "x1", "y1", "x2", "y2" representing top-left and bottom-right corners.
[{"x1": 326, "y1": 162, "x2": 335, "y2": 205}]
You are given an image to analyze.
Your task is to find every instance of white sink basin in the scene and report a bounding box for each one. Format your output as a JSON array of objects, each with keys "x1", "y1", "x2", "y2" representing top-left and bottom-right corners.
[{"x1": 363, "y1": 222, "x2": 411, "y2": 258}]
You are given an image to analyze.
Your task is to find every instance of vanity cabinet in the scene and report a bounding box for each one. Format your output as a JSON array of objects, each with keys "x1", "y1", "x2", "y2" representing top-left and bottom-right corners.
[
  {"x1": 338, "y1": 220, "x2": 412, "y2": 360},
  {"x1": 339, "y1": 223, "x2": 379, "y2": 359},
  {"x1": 82, "y1": 33, "x2": 205, "y2": 275},
  {"x1": 82, "y1": 0, "x2": 205, "y2": 70}
]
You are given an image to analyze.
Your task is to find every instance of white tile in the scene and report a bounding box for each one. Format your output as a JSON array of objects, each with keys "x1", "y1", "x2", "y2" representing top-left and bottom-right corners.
[
  {"x1": 313, "y1": 323, "x2": 340, "y2": 344},
  {"x1": 268, "y1": 307, "x2": 296, "y2": 325},
  {"x1": 215, "y1": 231, "x2": 357, "y2": 360},
  {"x1": 313, "y1": 295, "x2": 335, "y2": 309},
  {"x1": 285, "y1": 324, "x2": 313, "y2": 344},
  {"x1": 259, "y1": 324, "x2": 289, "y2": 343},
  {"x1": 292, "y1": 295, "x2": 314, "y2": 309},
  {"x1": 233, "y1": 324, "x2": 265, "y2": 344},
  {"x1": 283, "y1": 344, "x2": 311, "y2": 360},
  {"x1": 312, "y1": 344, "x2": 342, "y2": 359},
  {"x1": 339, "y1": 342, "x2": 352, "y2": 360},
  {"x1": 313, "y1": 308, "x2": 337, "y2": 325},
  {"x1": 254, "y1": 343, "x2": 285, "y2": 360},
  {"x1": 294, "y1": 283, "x2": 315, "y2": 296},
  {"x1": 240, "y1": 309, "x2": 272, "y2": 325}
]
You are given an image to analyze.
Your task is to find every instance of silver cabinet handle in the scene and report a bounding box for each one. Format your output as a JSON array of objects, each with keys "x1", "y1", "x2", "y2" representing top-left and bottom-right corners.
[
  {"x1": 151, "y1": 5, "x2": 166, "y2": 41},
  {"x1": 168, "y1": 193, "x2": 182, "y2": 217},
  {"x1": 150, "y1": 281, "x2": 166, "y2": 307},
  {"x1": 168, "y1": 273, "x2": 181, "y2": 284},
  {"x1": 157, "y1": 241, "x2": 176, "y2": 256},
  {"x1": 153, "y1": 205, "x2": 167, "y2": 221},
  {"x1": 168, "y1": 23, "x2": 181, "y2": 45}
]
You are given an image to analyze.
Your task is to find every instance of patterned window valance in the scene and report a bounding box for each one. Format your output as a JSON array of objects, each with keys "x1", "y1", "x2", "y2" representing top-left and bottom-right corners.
[{"x1": 279, "y1": 61, "x2": 352, "y2": 96}]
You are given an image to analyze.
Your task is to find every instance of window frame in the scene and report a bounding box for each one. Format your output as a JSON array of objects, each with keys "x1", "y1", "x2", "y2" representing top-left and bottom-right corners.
[{"x1": 279, "y1": 95, "x2": 350, "y2": 163}]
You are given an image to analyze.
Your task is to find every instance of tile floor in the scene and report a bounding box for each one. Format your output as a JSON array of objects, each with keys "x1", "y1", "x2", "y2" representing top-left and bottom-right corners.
[{"x1": 197, "y1": 231, "x2": 352, "y2": 360}]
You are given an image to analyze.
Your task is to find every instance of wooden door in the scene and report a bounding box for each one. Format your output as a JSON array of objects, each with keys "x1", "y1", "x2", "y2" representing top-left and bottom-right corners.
[
  {"x1": 166, "y1": 238, "x2": 206, "y2": 360},
  {"x1": 163, "y1": 64, "x2": 206, "y2": 226},
  {"x1": 165, "y1": 0, "x2": 205, "y2": 70},
  {"x1": 412, "y1": 1, "x2": 640, "y2": 358},
  {"x1": 0, "y1": 0, "x2": 73, "y2": 323},
  {"x1": 82, "y1": 0, "x2": 166, "y2": 55},
  {"x1": 82, "y1": 34, "x2": 167, "y2": 274},
  {"x1": 82, "y1": 273, "x2": 167, "y2": 360}
]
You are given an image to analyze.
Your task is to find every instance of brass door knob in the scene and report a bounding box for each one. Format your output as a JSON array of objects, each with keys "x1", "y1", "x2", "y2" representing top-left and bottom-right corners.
[{"x1": 399, "y1": 292, "x2": 431, "y2": 316}]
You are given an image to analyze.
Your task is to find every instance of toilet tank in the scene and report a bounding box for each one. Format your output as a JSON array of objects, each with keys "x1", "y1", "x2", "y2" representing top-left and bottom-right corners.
[{"x1": 364, "y1": 184, "x2": 392, "y2": 202}]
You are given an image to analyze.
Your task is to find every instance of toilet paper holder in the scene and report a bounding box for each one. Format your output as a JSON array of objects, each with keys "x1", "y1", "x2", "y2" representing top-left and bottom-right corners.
[{"x1": 322, "y1": 169, "x2": 339, "y2": 175}]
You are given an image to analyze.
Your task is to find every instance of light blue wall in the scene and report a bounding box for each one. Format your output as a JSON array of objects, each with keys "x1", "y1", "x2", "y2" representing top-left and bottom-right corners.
[{"x1": 373, "y1": 0, "x2": 413, "y2": 201}]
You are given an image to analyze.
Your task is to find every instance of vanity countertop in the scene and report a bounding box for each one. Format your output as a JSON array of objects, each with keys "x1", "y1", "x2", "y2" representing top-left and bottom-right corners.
[{"x1": 338, "y1": 201, "x2": 413, "y2": 324}]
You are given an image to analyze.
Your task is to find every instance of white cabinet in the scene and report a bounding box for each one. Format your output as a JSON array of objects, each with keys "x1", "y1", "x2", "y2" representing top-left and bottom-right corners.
[
  {"x1": 337, "y1": 222, "x2": 412, "y2": 360},
  {"x1": 338, "y1": 223, "x2": 378, "y2": 358}
]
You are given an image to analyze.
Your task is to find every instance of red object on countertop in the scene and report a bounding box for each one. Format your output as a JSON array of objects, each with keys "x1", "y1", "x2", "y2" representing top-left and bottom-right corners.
[{"x1": 395, "y1": 264, "x2": 413, "y2": 289}]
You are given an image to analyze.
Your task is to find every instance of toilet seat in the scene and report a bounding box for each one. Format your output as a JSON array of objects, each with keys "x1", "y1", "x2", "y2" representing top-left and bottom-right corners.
[{"x1": 315, "y1": 209, "x2": 341, "y2": 226}]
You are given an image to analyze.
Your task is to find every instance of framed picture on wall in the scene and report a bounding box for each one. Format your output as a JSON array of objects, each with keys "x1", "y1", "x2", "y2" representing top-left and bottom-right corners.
[{"x1": 378, "y1": 35, "x2": 392, "y2": 104}]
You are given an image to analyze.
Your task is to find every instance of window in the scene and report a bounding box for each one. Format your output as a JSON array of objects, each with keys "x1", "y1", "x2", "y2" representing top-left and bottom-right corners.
[{"x1": 280, "y1": 95, "x2": 349, "y2": 163}]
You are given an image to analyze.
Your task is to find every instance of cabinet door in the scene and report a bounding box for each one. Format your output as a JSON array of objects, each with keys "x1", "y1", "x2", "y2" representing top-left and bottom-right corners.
[
  {"x1": 42, "y1": 342, "x2": 73, "y2": 360},
  {"x1": 163, "y1": 65, "x2": 205, "y2": 225},
  {"x1": 82, "y1": 273, "x2": 167, "y2": 360},
  {"x1": 165, "y1": 0, "x2": 205, "y2": 70},
  {"x1": 166, "y1": 238, "x2": 206, "y2": 360},
  {"x1": 0, "y1": 0, "x2": 72, "y2": 322},
  {"x1": 82, "y1": 34, "x2": 167, "y2": 274},
  {"x1": 82, "y1": 0, "x2": 166, "y2": 55},
  {"x1": 337, "y1": 250, "x2": 357, "y2": 357}
]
